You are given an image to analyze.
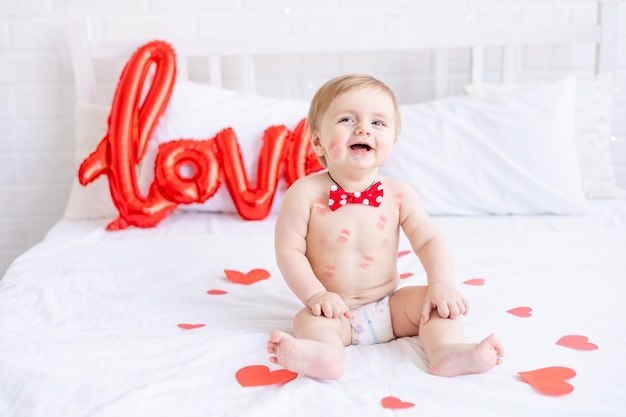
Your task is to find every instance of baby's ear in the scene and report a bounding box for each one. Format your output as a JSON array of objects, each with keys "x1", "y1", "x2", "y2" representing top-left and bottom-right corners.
[{"x1": 310, "y1": 133, "x2": 325, "y2": 156}]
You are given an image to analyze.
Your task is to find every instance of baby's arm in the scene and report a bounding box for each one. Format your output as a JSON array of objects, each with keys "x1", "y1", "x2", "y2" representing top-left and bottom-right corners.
[
  {"x1": 397, "y1": 180, "x2": 469, "y2": 324},
  {"x1": 275, "y1": 179, "x2": 350, "y2": 319}
]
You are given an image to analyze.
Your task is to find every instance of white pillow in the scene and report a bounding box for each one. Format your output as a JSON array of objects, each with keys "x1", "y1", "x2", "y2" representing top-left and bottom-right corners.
[
  {"x1": 465, "y1": 73, "x2": 622, "y2": 199},
  {"x1": 381, "y1": 75, "x2": 591, "y2": 215},
  {"x1": 64, "y1": 102, "x2": 118, "y2": 220},
  {"x1": 66, "y1": 75, "x2": 590, "y2": 220},
  {"x1": 137, "y1": 81, "x2": 310, "y2": 214}
]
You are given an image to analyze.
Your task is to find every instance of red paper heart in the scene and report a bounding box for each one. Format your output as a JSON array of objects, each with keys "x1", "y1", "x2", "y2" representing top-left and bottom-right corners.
[
  {"x1": 224, "y1": 268, "x2": 270, "y2": 285},
  {"x1": 556, "y1": 335, "x2": 598, "y2": 351},
  {"x1": 397, "y1": 250, "x2": 411, "y2": 258},
  {"x1": 207, "y1": 289, "x2": 228, "y2": 295},
  {"x1": 463, "y1": 278, "x2": 485, "y2": 286},
  {"x1": 400, "y1": 272, "x2": 413, "y2": 279},
  {"x1": 235, "y1": 365, "x2": 297, "y2": 387},
  {"x1": 381, "y1": 396, "x2": 415, "y2": 409},
  {"x1": 507, "y1": 306, "x2": 532, "y2": 317},
  {"x1": 518, "y1": 366, "x2": 576, "y2": 396},
  {"x1": 177, "y1": 323, "x2": 205, "y2": 330}
]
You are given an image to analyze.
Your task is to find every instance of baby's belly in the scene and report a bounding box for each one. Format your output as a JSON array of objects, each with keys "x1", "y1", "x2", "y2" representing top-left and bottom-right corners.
[{"x1": 318, "y1": 266, "x2": 399, "y2": 306}]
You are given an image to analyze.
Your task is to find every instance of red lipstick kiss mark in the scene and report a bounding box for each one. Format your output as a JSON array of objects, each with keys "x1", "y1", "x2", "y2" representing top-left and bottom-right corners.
[
  {"x1": 376, "y1": 215, "x2": 387, "y2": 231},
  {"x1": 322, "y1": 264, "x2": 337, "y2": 278},
  {"x1": 359, "y1": 255, "x2": 374, "y2": 269},
  {"x1": 314, "y1": 197, "x2": 327, "y2": 216},
  {"x1": 337, "y1": 229, "x2": 351, "y2": 243}
]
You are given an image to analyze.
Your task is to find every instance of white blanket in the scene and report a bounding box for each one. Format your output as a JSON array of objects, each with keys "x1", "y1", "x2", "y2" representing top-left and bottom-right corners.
[{"x1": 1, "y1": 200, "x2": 625, "y2": 417}]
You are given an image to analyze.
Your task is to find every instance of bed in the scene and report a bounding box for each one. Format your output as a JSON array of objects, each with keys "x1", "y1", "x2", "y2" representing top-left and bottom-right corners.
[{"x1": 1, "y1": 2, "x2": 625, "y2": 416}]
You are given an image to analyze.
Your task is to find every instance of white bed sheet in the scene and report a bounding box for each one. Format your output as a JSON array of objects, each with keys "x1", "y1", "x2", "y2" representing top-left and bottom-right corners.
[{"x1": 1, "y1": 200, "x2": 625, "y2": 417}]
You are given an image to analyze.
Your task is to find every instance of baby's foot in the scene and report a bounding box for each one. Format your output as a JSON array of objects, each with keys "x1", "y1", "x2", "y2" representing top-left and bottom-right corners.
[
  {"x1": 428, "y1": 333, "x2": 505, "y2": 377},
  {"x1": 267, "y1": 330, "x2": 344, "y2": 380}
]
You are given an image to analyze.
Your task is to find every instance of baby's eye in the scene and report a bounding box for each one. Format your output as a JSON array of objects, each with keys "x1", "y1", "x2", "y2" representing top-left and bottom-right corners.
[
  {"x1": 340, "y1": 117, "x2": 354, "y2": 123},
  {"x1": 372, "y1": 120, "x2": 385, "y2": 126}
]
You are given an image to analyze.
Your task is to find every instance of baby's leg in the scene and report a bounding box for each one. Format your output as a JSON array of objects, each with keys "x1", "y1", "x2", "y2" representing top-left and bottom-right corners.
[
  {"x1": 390, "y1": 286, "x2": 504, "y2": 377},
  {"x1": 267, "y1": 308, "x2": 351, "y2": 380}
]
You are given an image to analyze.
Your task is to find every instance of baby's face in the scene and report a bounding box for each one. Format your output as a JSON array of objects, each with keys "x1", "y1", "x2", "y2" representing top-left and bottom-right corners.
[{"x1": 313, "y1": 88, "x2": 397, "y2": 174}]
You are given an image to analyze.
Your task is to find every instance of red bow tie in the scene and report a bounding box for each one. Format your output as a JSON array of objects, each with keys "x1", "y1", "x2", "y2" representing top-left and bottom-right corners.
[{"x1": 329, "y1": 181, "x2": 384, "y2": 211}]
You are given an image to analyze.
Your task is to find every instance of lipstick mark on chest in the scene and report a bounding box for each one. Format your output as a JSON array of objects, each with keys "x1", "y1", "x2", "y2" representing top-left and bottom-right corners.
[
  {"x1": 376, "y1": 215, "x2": 387, "y2": 231},
  {"x1": 394, "y1": 192, "x2": 404, "y2": 208},
  {"x1": 322, "y1": 264, "x2": 336, "y2": 278},
  {"x1": 359, "y1": 255, "x2": 374, "y2": 269},
  {"x1": 337, "y1": 229, "x2": 351, "y2": 243},
  {"x1": 314, "y1": 197, "x2": 327, "y2": 216}
]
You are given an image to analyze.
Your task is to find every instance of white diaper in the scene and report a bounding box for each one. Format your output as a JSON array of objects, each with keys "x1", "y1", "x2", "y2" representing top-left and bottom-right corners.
[{"x1": 349, "y1": 294, "x2": 396, "y2": 346}]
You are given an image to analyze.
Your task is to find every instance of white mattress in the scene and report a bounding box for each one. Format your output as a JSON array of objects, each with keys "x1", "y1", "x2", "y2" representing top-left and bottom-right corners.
[{"x1": 1, "y1": 200, "x2": 625, "y2": 417}]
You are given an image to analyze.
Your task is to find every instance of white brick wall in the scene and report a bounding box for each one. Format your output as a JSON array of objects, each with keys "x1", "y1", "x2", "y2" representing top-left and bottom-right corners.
[{"x1": 1, "y1": 0, "x2": 625, "y2": 278}]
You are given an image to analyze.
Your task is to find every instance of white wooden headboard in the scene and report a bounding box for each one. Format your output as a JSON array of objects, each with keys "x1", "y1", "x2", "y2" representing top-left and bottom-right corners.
[{"x1": 71, "y1": 0, "x2": 618, "y2": 104}]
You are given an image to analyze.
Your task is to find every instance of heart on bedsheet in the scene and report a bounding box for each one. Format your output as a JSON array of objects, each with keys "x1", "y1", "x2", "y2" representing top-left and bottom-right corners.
[
  {"x1": 397, "y1": 250, "x2": 411, "y2": 258},
  {"x1": 463, "y1": 278, "x2": 485, "y2": 286},
  {"x1": 224, "y1": 268, "x2": 270, "y2": 285},
  {"x1": 177, "y1": 323, "x2": 205, "y2": 330},
  {"x1": 381, "y1": 396, "x2": 415, "y2": 409},
  {"x1": 207, "y1": 289, "x2": 228, "y2": 295},
  {"x1": 556, "y1": 335, "x2": 598, "y2": 351},
  {"x1": 518, "y1": 366, "x2": 576, "y2": 396},
  {"x1": 235, "y1": 365, "x2": 297, "y2": 387},
  {"x1": 400, "y1": 272, "x2": 413, "y2": 279},
  {"x1": 507, "y1": 306, "x2": 532, "y2": 317}
]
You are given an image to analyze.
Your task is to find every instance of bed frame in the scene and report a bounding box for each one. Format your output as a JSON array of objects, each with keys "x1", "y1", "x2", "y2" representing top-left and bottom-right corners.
[{"x1": 71, "y1": 1, "x2": 618, "y2": 104}]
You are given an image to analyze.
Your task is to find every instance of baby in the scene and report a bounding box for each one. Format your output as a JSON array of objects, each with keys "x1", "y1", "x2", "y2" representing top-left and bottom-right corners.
[{"x1": 267, "y1": 74, "x2": 504, "y2": 380}]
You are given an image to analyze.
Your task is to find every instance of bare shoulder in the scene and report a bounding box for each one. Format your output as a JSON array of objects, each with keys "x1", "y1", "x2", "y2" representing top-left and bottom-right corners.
[{"x1": 283, "y1": 173, "x2": 327, "y2": 202}]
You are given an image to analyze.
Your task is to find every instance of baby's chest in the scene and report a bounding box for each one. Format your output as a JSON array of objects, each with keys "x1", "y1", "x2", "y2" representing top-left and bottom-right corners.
[{"x1": 309, "y1": 206, "x2": 399, "y2": 247}]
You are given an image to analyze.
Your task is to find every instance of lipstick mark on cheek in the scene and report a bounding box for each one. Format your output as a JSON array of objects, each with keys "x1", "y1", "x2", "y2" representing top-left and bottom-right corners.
[
  {"x1": 328, "y1": 140, "x2": 343, "y2": 159},
  {"x1": 337, "y1": 229, "x2": 351, "y2": 243},
  {"x1": 376, "y1": 215, "x2": 387, "y2": 231},
  {"x1": 394, "y1": 192, "x2": 404, "y2": 208},
  {"x1": 359, "y1": 255, "x2": 374, "y2": 269},
  {"x1": 314, "y1": 197, "x2": 327, "y2": 216}
]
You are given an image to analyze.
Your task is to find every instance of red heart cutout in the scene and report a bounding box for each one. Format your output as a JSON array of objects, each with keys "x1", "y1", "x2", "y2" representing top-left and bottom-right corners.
[
  {"x1": 507, "y1": 306, "x2": 532, "y2": 317},
  {"x1": 177, "y1": 323, "x2": 205, "y2": 330},
  {"x1": 518, "y1": 366, "x2": 576, "y2": 396},
  {"x1": 397, "y1": 250, "x2": 411, "y2": 258},
  {"x1": 235, "y1": 365, "x2": 297, "y2": 387},
  {"x1": 463, "y1": 278, "x2": 485, "y2": 286},
  {"x1": 224, "y1": 269, "x2": 270, "y2": 285},
  {"x1": 556, "y1": 335, "x2": 598, "y2": 351},
  {"x1": 207, "y1": 289, "x2": 228, "y2": 295},
  {"x1": 400, "y1": 272, "x2": 413, "y2": 279},
  {"x1": 381, "y1": 396, "x2": 415, "y2": 409}
]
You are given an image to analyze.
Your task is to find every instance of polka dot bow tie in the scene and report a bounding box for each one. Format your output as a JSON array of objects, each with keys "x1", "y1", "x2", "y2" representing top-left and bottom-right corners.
[{"x1": 328, "y1": 181, "x2": 384, "y2": 211}]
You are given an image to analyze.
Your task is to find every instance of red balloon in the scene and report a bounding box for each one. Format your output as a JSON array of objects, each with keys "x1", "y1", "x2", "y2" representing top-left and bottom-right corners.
[
  {"x1": 216, "y1": 126, "x2": 291, "y2": 220},
  {"x1": 154, "y1": 139, "x2": 222, "y2": 204},
  {"x1": 78, "y1": 41, "x2": 178, "y2": 230},
  {"x1": 284, "y1": 118, "x2": 324, "y2": 186}
]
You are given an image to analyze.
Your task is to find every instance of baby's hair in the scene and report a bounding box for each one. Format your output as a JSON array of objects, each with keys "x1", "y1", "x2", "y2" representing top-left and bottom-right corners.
[{"x1": 307, "y1": 74, "x2": 401, "y2": 167}]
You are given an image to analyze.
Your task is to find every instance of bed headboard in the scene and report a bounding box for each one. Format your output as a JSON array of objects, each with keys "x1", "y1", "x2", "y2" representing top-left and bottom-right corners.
[{"x1": 71, "y1": 0, "x2": 618, "y2": 105}]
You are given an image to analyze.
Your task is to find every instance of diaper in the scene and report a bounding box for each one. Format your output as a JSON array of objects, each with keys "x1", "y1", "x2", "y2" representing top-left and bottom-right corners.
[{"x1": 349, "y1": 294, "x2": 396, "y2": 346}]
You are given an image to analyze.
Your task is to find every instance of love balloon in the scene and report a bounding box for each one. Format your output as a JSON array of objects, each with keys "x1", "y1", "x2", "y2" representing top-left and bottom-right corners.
[{"x1": 79, "y1": 41, "x2": 323, "y2": 230}]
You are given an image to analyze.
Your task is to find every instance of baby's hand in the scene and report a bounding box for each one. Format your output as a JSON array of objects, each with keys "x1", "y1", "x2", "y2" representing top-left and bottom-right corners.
[
  {"x1": 306, "y1": 291, "x2": 351, "y2": 319},
  {"x1": 421, "y1": 283, "x2": 469, "y2": 324}
]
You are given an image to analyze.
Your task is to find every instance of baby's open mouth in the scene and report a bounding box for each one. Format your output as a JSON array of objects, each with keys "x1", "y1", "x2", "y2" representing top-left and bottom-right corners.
[{"x1": 350, "y1": 144, "x2": 371, "y2": 151}]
